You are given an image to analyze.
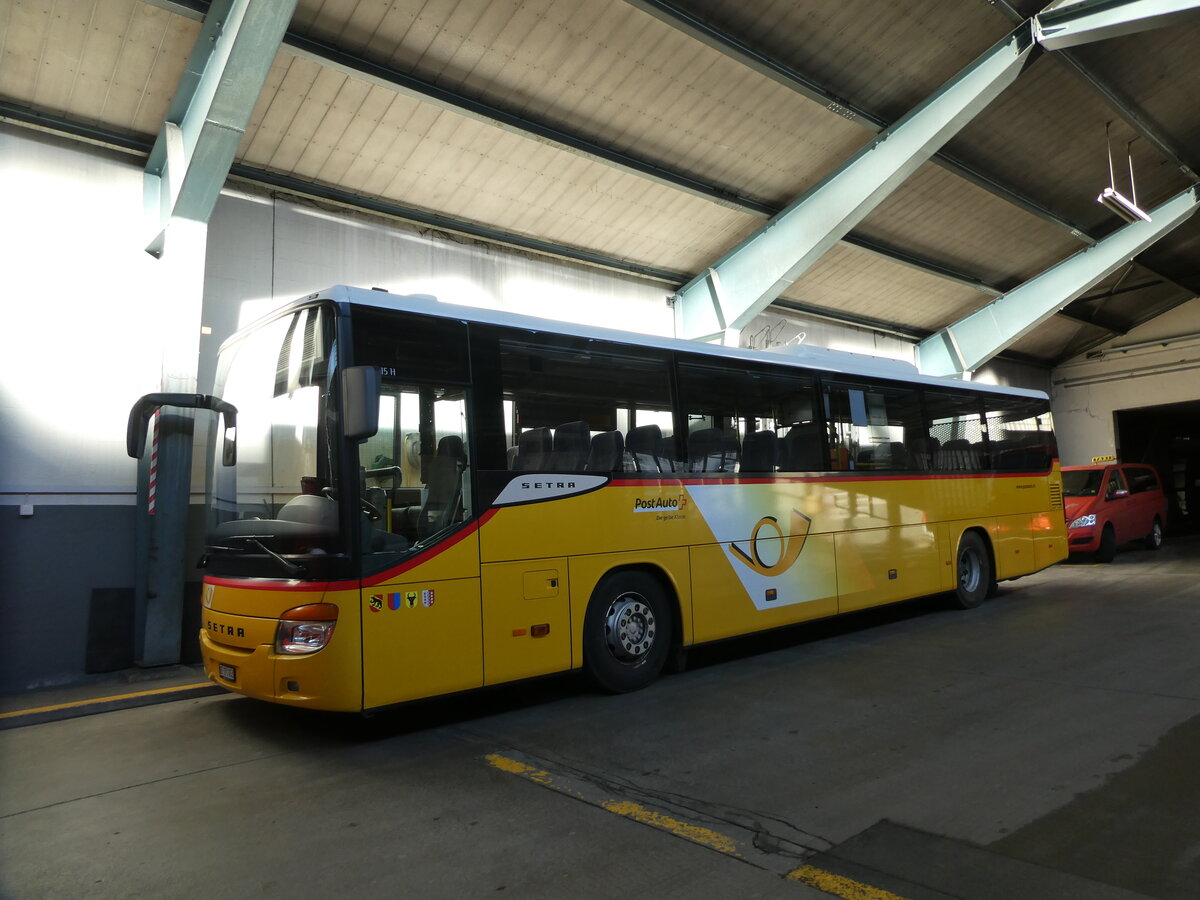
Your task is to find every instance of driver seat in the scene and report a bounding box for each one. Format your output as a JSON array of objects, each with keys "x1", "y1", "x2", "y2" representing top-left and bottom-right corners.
[{"x1": 414, "y1": 435, "x2": 466, "y2": 539}]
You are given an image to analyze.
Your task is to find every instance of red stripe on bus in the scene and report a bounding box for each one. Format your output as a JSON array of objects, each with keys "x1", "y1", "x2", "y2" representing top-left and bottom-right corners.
[
  {"x1": 202, "y1": 510, "x2": 498, "y2": 592},
  {"x1": 361, "y1": 508, "x2": 496, "y2": 587}
]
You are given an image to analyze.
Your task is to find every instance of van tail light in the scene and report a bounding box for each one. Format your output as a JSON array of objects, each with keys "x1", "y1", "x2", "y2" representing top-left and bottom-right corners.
[{"x1": 276, "y1": 603, "x2": 339, "y2": 655}]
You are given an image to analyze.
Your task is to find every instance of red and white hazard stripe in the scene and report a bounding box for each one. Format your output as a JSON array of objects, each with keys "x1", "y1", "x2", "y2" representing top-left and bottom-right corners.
[{"x1": 148, "y1": 410, "x2": 159, "y2": 516}]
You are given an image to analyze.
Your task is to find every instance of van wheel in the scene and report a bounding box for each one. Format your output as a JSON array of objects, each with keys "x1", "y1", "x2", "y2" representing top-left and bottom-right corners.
[
  {"x1": 1094, "y1": 524, "x2": 1117, "y2": 563},
  {"x1": 1143, "y1": 518, "x2": 1163, "y2": 551},
  {"x1": 953, "y1": 532, "x2": 991, "y2": 609},
  {"x1": 583, "y1": 571, "x2": 672, "y2": 693}
]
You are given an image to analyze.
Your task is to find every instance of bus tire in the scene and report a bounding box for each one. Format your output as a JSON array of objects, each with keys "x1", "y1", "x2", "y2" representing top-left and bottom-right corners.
[
  {"x1": 1094, "y1": 524, "x2": 1117, "y2": 563},
  {"x1": 583, "y1": 570, "x2": 672, "y2": 693},
  {"x1": 1143, "y1": 517, "x2": 1163, "y2": 551},
  {"x1": 953, "y1": 532, "x2": 991, "y2": 609}
]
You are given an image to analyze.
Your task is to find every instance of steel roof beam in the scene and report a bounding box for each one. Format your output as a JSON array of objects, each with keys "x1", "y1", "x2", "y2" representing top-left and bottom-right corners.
[
  {"x1": 916, "y1": 184, "x2": 1200, "y2": 376},
  {"x1": 672, "y1": 25, "x2": 1038, "y2": 342},
  {"x1": 144, "y1": 0, "x2": 297, "y2": 254},
  {"x1": 1034, "y1": 0, "x2": 1200, "y2": 51}
]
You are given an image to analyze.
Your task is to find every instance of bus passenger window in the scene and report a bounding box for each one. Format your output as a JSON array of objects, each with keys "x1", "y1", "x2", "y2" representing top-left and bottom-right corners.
[
  {"x1": 982, "y1": 397, "x2": 1056, "y2": 471},
  {"x1": 823, "y1": 379, "x2": 921, "y2": 471},
  {"x1": 498, "y1": 336, "x2": 672, "y2": 475},
  {"x1": 926, "y1": 390, "x2": 986, "y2": 472},
  {"x1": 677, "y1": 359, "x2": 814, "y2": 475}
]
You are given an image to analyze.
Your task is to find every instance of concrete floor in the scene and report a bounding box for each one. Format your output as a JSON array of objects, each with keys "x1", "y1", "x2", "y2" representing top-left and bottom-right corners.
[{"x1": 2, "y1": 536, "x2": 1198, "y2": 899}]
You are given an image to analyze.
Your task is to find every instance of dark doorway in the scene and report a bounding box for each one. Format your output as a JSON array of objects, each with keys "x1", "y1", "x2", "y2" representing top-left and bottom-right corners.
[{"x1": 1115, "y1": 400, "x2": 1200, "y2": 536}]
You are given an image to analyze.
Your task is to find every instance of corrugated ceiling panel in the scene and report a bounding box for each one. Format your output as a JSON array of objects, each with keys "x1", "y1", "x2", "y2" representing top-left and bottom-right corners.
[
  {"x1": 858, "y1": 162, "x2": 1082, "y2": 288},
  {"x1": 290, "y1": 0, "x2": 870, "y2": 208},
  {"x1": 675, "y1": 0, "x2": 1012, "y2": 123},
  {"x1": 1005, "y1": 313, "x2": 1096, "y2": 361},
  {"x1": 783, "y1": 243, "x2": 987, "y2": 332},
  {"x1": 238, "y1": 54, "x2": 758, "y2": 273},
  {"x1": 1071, "y1": 23, "x2": 1200, "y2": 173},
  {"x1": 0, "y1": 1, "x2": 194, "y2": 132},
  {"x1": 0, "y1": 1, "x2": 44, "y2": 99}
]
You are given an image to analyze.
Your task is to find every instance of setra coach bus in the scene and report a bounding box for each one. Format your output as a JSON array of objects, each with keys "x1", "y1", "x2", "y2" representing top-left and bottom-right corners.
[{"x1": 129, "y1": 285, "x2": 1067, "y2": 712}]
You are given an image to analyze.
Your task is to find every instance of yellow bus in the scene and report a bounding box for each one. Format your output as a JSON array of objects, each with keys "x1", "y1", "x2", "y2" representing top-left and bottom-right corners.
[{"x1": 137, "y1": 285, "x2": 1066, "y2": 711}]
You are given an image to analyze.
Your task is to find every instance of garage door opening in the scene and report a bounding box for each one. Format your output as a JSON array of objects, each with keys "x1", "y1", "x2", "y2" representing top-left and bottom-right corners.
[{"x1": 1115, "y1": 401, "x2": 1200, "y2": 536}]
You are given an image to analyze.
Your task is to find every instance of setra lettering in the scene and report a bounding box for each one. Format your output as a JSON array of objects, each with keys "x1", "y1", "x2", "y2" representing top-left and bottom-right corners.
[
  {"x1": 521, "y1": 481, "x2": 577, "y2": 490},
  {"x1": 206, "y1": 621, "x2": 245, "y2": 638}
]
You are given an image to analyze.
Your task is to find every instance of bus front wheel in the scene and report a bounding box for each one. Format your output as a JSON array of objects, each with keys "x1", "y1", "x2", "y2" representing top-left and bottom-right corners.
[
  {"x1": 583, "y1": 570, "x2": 672, "y2": 693},
  {"x1": 953, "y1": 532, "x2": 991, "y2": 609}
]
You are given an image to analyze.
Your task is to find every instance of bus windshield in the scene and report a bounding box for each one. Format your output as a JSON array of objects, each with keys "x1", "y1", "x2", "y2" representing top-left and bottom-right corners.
[{"x1": 203, "y1": 305, "x2": 350, "y2": 579}]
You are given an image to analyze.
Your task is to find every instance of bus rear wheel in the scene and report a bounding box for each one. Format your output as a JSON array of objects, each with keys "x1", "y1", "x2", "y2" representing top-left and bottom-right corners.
[
  {"x1": 583, "y1": 570, "x2": 672, "y2": 693},
  {"x1": 953, "y1": 532, "x2": 991, "y2": 609}
]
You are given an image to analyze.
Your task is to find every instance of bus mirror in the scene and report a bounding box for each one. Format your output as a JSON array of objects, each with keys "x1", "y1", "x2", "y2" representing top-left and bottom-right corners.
[
  {"x1": 342, "y1": 366, "x2": 381, "y2": 442},
  {"x1": 126, "y1": 393, "x2": 239, "y2": 465}
]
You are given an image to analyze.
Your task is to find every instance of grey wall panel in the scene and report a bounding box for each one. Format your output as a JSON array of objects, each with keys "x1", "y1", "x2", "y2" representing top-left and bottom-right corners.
[{"x1": 0, "y1": 506, "x2": 137, "y2": 692}]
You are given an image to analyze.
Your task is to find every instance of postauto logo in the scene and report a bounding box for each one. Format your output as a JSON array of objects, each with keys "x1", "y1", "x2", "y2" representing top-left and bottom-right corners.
[{"x1": 632, "y1": 494, "x2": 688, "y2": 513}]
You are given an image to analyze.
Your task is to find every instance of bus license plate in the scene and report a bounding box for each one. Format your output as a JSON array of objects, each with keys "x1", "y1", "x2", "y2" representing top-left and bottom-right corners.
[{"x1": 218, "y1": 663, "x2": 237, "y2": 683}]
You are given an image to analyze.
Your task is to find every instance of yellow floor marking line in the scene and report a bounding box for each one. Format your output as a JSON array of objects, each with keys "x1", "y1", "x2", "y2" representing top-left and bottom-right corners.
[
  {"x1": 484, "y1": 752, "x2": 563, "y2": 789},
  {"x1": 787, "y1": 864, "x2": 911, "y2": 900},
  {"x1": 485, "y1": 750, "x2": 912, "y2": 899},
  {"x1": 601, "y1": 800, "x2": 741, "y2": 856},
  {"x1": 0, "y1": 682, "x2": 215, "y2": 719}
]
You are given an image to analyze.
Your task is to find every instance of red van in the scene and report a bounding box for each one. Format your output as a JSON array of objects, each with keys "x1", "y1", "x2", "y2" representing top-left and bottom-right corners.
[{"x1": 1062, "y1": 462, "x2": 1167, "y2": 562}]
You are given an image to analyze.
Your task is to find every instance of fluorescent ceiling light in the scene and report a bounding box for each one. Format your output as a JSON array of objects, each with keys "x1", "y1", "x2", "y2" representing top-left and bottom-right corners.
[{"x1": 1097, "y1": 187, "x2": 1151, "y2": 224}]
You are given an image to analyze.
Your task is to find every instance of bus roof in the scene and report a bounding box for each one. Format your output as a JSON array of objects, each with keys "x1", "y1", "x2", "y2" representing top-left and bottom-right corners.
[{"x1": 271, "y1": 285, "x2": 1048, "y2": 401}]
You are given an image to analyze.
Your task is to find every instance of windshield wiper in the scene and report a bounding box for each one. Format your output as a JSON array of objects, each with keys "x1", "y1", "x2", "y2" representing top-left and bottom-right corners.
[
  {"x1": 247, "y1": 538, "x2": 308, "y2": 578},
  {"x1": 212, "y1": 534, "x2": 309, "y2": 578}
]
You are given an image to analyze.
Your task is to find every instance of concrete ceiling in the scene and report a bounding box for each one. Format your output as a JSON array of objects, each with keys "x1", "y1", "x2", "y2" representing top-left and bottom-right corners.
[{"x1": 2, "y1": 0, "x2": 1198, "y2": 364}]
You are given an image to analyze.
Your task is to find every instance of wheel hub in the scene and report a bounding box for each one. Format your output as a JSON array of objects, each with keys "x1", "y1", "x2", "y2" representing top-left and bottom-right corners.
[
  {"x1": 959, "y1": 551, "x2": 981, "y2": 592},
  {"x1": 604, "y1": 594, "x2": 656, "y2": 662}
]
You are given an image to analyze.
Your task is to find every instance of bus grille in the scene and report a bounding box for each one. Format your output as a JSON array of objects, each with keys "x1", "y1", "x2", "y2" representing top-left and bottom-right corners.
[{"x1": 1049, "y1": 483, "x2": 1063, "y2": 509}]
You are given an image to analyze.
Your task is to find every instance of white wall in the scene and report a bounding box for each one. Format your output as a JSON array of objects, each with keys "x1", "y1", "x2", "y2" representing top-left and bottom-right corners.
[
  {"x1": 0, "y1": 126, "x2": 163, "y2": 501},
  {"x1": 1051, "y1": 299, "x2": 1200, "y2": 465},
  {"x1": 201, "y1": 188, "x2": 677, "y2": 390}
]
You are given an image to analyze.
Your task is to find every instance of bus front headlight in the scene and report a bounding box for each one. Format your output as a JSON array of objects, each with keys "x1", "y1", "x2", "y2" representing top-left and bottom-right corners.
[{"x1": 275, "y1": 603, "x2": 339, "y2": 654}]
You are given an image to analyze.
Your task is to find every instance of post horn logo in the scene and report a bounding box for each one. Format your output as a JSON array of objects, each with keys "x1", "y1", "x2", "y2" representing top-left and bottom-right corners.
[{"x1": 730, "y1": 509, "x2": 812, "y2": 576}]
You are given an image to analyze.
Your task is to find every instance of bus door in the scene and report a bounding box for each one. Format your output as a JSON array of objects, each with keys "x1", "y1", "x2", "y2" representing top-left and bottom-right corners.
[{"x1": 356, "y1": 381, "x2": 484, "y2": 708}]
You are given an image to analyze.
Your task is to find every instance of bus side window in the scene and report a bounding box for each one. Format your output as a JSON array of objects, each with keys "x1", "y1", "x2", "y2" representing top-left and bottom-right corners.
[
  {"x1": 822, "y1": 379, "x2": 921, "y2": 471},
  {"x1": 497, "y1": 334, "x2": 673, "y2": 476},
  {"x1": 926, "y1": 389, "x2": 985, "y2": 473}
]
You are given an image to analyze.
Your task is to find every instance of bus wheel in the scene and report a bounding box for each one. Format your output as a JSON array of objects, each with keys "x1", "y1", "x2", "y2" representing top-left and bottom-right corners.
[
  {"x1": 953, "y1": 532, "x2": 991, "y2": 609},
  {"x1": 583, "y1": 571, "x2": 672, "y2": 693},
  {"x1": 1143, "y1": 518, "x2": 1163, "y2": 551},
  {"x1": 1094, "y1": 524, "x2": 1117, "y2": 563}
]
